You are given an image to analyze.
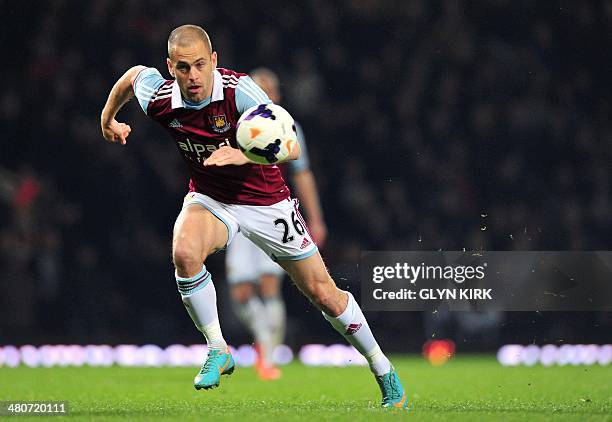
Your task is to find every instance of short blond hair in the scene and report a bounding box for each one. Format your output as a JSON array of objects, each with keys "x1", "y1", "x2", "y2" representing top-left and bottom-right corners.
[{"x1": 168, "y1": 25, "x2": 212, "y2": 57}]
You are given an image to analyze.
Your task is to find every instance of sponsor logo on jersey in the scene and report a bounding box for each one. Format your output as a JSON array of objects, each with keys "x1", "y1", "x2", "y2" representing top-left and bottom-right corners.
[
  {"x1": 178, "y1": 138, "x2": 231, "y2": 161},
  {"x1": 345, "y1": 323, "x2": 362, "y2": 335},
  {"x1": 210, "y1": 114, "x2": 231, "y2": 133},
  {"x1": 169, "y1": 118, "x2": 183, "y2": 128}
]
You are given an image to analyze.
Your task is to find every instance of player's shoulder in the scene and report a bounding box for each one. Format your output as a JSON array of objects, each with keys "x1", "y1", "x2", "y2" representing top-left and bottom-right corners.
[
  {"x1": 150, "y1": 80, "x2": 174, "y2": 99},
  {"x1": 217, "y1": 67, "x2": 249, "y2": 89},
  {"x1": 133, "y1": 67, "x2": 175, "y2": 116},
  {"x1": 146, "y1": 80, "x2": 175, "y2": 117},
  {"x1": 221, "y1": 68, "x2": 271, "y2": 113},
  {"x1": 217, "y1": 67, "x2": 248, "y2": 79},
  {"x1": 134, "y1": 68, "x2": 170, "y2": 89}
]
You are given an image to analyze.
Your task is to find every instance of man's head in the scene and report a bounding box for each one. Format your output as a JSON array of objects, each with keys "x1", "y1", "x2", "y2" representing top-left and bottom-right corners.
[
  {"x1": 167, "y1": 25, "x2": 217, "y2": 103},
  {"x1": 250, "y1": 68, "x2": 281, "y2": 104}
]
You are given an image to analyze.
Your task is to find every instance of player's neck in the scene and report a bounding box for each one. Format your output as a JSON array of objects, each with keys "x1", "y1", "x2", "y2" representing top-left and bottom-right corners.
[{"x1": 184, "y1": 96, "x2": 212, "y2": 107}]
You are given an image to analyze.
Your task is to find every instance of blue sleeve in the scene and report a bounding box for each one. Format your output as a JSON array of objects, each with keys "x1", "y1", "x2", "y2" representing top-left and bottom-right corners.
[
  {"x1": 133, "y1": 68, "x2": 166, "y2": 114},
  {"x1": 289, "y1": 121, "x2": 310, "y2": 173},
  {"x1": 235, "y1": 76, "x2": 272, "y2": 114}
]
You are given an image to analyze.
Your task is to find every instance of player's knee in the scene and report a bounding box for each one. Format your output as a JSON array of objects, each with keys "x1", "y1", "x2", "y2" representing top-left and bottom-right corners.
[
  {"x1": 172, "y1": 242, "x2": 203, "y2": 275},
  {"x1": 231, "y1": 283, "x2": 255, "y2": 304}
]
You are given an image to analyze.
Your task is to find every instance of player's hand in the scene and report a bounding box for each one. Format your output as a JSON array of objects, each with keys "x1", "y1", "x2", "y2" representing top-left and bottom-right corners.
[
  {"x1": 309, "y1": 219, "x2": 328, "y2": 247},
  {"x1": 204, "y1": 146, "x2": 250, "y2": 166},
  {"x1": 101, "y1": 118, "x2": 131, "y2": 145}
]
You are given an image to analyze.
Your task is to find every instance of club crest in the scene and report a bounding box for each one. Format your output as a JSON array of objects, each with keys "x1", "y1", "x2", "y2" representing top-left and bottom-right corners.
[{"x1": 211, "y1": 114, "x2": 231, "y2": 133}]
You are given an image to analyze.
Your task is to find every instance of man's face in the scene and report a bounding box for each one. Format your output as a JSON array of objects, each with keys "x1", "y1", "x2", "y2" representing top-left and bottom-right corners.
[{"x1": 167, "y1": 40, "x2": 217, "y2": 103}]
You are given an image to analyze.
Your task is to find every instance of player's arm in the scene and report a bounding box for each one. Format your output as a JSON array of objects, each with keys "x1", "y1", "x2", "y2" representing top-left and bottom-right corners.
[
  {"x1": 204, "y1": 131, "x2": 300, "y2": 167},
  {"x1": 100, "y1": 65, "x2": 147, "y2": 145},
  {"x1": 292, "y1": 168, "x2": 327, "y2": 246},
  {"x1": 206, "y1": 76, "x2": 300, "y2": 166},
  {"x1": 204, "y1": 146, "x2": 251, "y2": 166},
  {"x1": 289, "y1": 124, "x2": 325, "y2": 244}
]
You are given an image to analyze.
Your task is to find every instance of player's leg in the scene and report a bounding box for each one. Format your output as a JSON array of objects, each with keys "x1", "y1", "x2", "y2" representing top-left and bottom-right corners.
[
  {"x1": 226, "y1": 232, "x2": 283, "y2": 379},
  {"x1": 230, "y1": 198, "x2": 407, "y2": 407},
  {"x1": 230, "y1": 282, "x2": 272, "y2": 354},
  {"x1": 277, "y1": 253, "x2": 389, "y2": 370},
  {"x1": 259, "y1": 272, "x2": 286, "y2": 367},
  {"x1": 230, "y1": 282, "x2": 266, "y2": 341},
  {"x1": 230, "y1": 280, "x2": 281, "y2": 380},
  {"x1": 254, "y1": 250, "x2": 286, "y2": 376},
  {"x1": 226, "y1": 234, "x2": 272, "y2": 369},
  {"x1": 173, "y1": 193, "x2": 238, "y2": 390},
  {"x1": 278, "y1": 253, "x2": 408, "y2": 409}
]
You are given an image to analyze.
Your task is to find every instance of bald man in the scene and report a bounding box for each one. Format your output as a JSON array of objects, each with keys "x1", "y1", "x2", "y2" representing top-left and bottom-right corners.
[{"x1": 100, "y1": 24, "x2": 408, "y2": 409}]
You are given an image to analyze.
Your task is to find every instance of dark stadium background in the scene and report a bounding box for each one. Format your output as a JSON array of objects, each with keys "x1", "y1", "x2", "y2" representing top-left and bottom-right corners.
[{"x1": 1, "y1": 0, "x2": 610, "y2": 352}]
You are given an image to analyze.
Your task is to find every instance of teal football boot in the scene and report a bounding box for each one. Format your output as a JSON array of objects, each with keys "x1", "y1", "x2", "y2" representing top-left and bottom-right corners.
[
  {"x1": 194, "y1": 347, "x2": 235, "y2": 390},
  {"x1": 375, "y1": 367, "x2": 409, "y2": 409}
]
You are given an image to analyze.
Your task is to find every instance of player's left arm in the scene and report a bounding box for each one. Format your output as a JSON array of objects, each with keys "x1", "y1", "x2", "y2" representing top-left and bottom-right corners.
[
  {"x1": 289, "y1": 124, "x2": 326, "y2": 244},
  {"x1": 292, "y1": 169, "x2": 327, "y2": 245},
  {"x1": 205, "y1": 75, "x2": 300, "y2": 167}
]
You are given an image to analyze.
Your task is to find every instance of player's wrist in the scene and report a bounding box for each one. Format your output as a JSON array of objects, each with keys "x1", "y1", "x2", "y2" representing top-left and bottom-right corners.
[
  {"x1": 100, "y1": 109, "x2": 114, "y2": 126},
  {"x1": 230, "y1": 147, "x2": 251, "y2": 165}
]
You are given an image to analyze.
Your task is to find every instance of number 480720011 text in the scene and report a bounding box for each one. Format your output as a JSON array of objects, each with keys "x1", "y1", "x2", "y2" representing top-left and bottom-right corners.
[{"x1": 1, "y1": 401, "x2": 69, "y2": 416}]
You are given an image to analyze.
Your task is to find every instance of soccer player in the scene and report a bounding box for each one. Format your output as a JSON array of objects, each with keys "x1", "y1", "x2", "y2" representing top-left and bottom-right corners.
[
  {"x1": 100, "y1": 25, "x2": 408, "y2": 409},
  {"x1": 225, "y1": 67, "x2": 327, "y2": 380}
]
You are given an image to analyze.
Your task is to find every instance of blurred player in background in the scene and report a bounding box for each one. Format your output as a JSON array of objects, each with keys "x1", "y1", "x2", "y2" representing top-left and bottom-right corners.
[
  {"x1": 226, "y1": 68, "x2": 327, "y2": 380},
  {"x1": 100, "y1": 24, "x2": 408, "y2": 409}
]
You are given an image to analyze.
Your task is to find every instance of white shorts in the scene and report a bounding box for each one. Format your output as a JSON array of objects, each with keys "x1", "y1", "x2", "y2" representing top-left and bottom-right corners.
[
  {"x1": 182, "y1": 192, "x2": 318, "y2": 262},
  {"x1": 225, "y1": 232, "x2": 285, "y2": 284}
]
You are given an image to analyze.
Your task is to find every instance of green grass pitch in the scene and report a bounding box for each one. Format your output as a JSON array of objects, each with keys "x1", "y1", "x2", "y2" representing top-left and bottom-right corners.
[{"x1": 0, "y1": 355, "x2": 610, "y2": 421}]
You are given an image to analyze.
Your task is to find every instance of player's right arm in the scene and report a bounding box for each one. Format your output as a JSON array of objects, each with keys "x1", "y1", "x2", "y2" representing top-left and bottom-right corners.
[{"x1": 100, "y1": 65, "x2": 147, "y2": 145}]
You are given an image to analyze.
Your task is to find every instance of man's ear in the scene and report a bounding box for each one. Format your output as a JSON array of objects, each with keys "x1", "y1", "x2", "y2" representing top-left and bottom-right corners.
[
  {"x1": 211, "y1": 51, "x2": 218, "y2": 69},
  {"x1": 167, "y1": 58, "x2": 175, "y2": 78}
]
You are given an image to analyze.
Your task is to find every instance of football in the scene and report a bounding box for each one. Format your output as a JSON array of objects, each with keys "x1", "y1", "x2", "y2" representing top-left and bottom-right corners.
[{"x1": 236, "y1": 104, "x2": 298, "y2": 164}]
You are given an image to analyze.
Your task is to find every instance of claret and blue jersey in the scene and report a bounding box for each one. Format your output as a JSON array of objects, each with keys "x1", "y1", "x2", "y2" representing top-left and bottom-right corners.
[
  {"x1": 134, "y1": 67, "x2": 270, "y2": 117},
  {"x1": 132, "y1": 66, "x2": 303, "y2": 206}
]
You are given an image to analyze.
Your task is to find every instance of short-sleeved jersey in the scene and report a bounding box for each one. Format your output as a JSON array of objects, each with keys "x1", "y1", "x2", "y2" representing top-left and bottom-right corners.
[{"x1": 133, "y1": 67, "x2": 290, "y2": 205}]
